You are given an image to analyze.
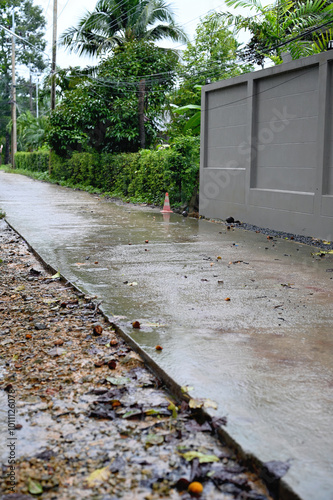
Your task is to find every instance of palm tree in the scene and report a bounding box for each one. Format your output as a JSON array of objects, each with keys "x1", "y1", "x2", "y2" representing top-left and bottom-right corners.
[
  {"x1": 14, "y1": 111, "x2": 48, "y2": 151},
  {"x1": 60, "y1": 0, "x2": 188, "y2": 57},
  {"x1": 226, "y1": 0, "x2": 333, "y2": 65}
]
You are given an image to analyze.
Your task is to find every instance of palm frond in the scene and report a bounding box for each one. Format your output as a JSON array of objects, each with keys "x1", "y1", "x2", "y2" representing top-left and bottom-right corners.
[
  {"x1": 225, "y1": 0, "x2": 264, "y2": 12},
  {"x1": 144, "y1": 23, "x2": 188, "y2": 43},
  {"x1": 59, "y1": 0, "x2": 187, "y2": 56}
]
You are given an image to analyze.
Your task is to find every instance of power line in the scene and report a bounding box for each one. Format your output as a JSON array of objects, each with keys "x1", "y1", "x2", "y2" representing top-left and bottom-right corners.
[
  {"x1": 262, "y1": 17, "x2": 333, "y2": 54},
  {"x1": 57, "y1": 5, "x2": 333, "y2": 85},
  {"x1": 60, "y1": 0, "x2": 188, "y2": 54},
  {"x1": 59, "y1": 0, "x2": 138, "y2": 42},
  {"x1": 0, "y1": 23, "x2": 51, "y2": 63}
]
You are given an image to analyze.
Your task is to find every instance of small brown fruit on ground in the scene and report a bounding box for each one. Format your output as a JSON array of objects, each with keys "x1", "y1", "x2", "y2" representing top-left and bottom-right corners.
[
  {"x1": 54, "y1": 339, "x2": 64, "y2": 346},
  {"x1": 132, "y1": 321, "x2": 141, "y2": 329},
  {"x1": 188, "y1": 481, "x2": 203, "y2": 496},
  {"x1": 155, "y1": 345, "x2": 163, "y2": 351},
  {"x1": 225, "y1": 297, "x2": 231, "y2": 301},
  {"x1": 93, "y1": 324, "x2": 103, "y2": 336}
]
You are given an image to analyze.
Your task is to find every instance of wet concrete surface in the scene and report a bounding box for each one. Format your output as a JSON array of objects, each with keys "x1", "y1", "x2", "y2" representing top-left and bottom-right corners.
[{"x1": 1, "y1": 171, "x2": 333, "y2": 500}]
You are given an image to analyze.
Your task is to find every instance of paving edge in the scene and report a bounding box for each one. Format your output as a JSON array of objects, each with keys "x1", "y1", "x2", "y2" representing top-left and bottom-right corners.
[{"x1": 4, "y1": 218, "x2": 303, "y2": 500}]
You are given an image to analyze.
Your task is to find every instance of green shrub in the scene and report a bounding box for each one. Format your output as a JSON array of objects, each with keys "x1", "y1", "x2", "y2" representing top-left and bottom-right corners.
[
  {"x1": 69, "y1": 152, "x2": 100, "y2": 186},
  {"x1": 15, "y1": 151, "x2": 49, "y2": 172},
  {"x1": 49, "y1": 151, "x2": 70, "y2": 180},
  {"x1": 12, "y1": 137, "x2": 200, "y2": 206}
]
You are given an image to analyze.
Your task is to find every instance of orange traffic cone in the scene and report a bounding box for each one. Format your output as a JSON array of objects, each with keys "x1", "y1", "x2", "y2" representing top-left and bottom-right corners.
[{"x1": 160, "y1": 192, "x2": 173, "y2": 213}]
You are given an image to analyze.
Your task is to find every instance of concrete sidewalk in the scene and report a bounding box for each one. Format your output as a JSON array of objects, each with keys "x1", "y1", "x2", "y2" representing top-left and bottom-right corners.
[{"x1": 1, "y1": 171, "x2": 333, "y2": 500}]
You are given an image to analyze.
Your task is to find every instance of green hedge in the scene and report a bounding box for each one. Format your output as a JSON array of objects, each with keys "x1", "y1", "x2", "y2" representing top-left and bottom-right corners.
[
  {"x1": 14, "y1": 136, "x2": 200, "y2": 206},
  {"x1": 15, "y1": 151, "x2": 49, "y2": 172}
]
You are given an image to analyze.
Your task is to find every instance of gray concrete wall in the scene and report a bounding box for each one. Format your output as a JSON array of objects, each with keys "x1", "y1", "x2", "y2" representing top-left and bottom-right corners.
[{"x1": 200, "y1": 51, "x2": 333, "y2": 240}]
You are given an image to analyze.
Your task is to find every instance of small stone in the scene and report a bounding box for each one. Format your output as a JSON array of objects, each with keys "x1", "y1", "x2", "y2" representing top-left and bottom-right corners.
[
  {"x1": 34, "y1": 322, "x2": 46, "y2": 330},
  {"x1": 94, "y1": 360, "x2": 104, "y2": 367}
]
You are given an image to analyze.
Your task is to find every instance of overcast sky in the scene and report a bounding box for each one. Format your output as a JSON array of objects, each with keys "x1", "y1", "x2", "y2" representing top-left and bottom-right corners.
[{"x1": 31, "y1": 0, "x2": 245, "y2": 72}]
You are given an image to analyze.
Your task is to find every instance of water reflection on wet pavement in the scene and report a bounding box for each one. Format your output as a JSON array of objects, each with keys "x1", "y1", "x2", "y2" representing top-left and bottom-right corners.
[{"x1": 0, "y1": 172, "x2": 333, "y2": 500}]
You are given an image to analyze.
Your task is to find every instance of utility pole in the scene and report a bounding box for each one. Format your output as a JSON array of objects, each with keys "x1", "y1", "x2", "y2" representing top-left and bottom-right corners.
[
  {"x1": 50, "y1": 0, "x2": 57, "y2": 110},
  {"x1": 11, "y1": 10, "x2": 17, "y2": 168},
  {"x1": 36, "y1": 75, "x2": 39, "y2": 119},
  {"x1": 138, "y1": 79, "x2": 146, "y2": 149},
  {"x1": 29, "y1": 71, "x2": 33, "y2": 113}
]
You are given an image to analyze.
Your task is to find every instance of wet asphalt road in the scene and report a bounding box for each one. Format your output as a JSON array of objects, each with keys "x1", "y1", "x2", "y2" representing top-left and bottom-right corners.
[{"x1": 1, "y1": 171, "x2": 333, "y2": 500}]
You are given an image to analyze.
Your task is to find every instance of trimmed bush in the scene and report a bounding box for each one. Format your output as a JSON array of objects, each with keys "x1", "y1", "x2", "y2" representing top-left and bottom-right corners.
[
  {"x1": 15, "y1": 151, "x2": 49, "y2": 172},
  {"x1": 13, "y1": 136, "x2": 200, "y2": 206}
]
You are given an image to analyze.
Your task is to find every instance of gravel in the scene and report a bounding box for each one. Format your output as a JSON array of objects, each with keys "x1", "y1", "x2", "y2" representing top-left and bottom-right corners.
[{"x1": 201, "y1": 216, "x2": 333, "y2": 251}]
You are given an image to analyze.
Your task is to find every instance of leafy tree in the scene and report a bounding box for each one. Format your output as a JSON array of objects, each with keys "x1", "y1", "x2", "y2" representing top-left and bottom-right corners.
[
  {"x1": 0, "y1": 0, "x2": 47, "y2": 76},
  {"x1": 59, "y1": 1, "x2": 186, "y2": 148},
  {"x1": 180, "y1": 12, "x2": 252, "y2": 87},
  {"x1": 226, "y1": 0, "x2": 333, "y2": 65},
  {"x1": 168, "y1": 13, "x2": 253, "y2": 137},
  {"x1": 0, "y1": 0, "x2": 47, "y2": 156},
  {"x1": 60, "y1": 0, "x2": 187, "y2": 57},
  {"x1": 48, "y1": 41, "x2": 177, "y2": 155}
]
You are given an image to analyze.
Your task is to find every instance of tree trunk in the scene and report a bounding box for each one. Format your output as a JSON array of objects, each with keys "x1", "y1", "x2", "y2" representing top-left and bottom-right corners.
[{"x1": 138, "y1": 79, "x2": 146, "y2": 149}]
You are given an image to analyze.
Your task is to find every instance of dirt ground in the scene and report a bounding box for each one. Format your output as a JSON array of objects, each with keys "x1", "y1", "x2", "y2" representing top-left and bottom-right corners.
[{"x1": 0, "y1": 219, "x2": 272, "y2": 500}]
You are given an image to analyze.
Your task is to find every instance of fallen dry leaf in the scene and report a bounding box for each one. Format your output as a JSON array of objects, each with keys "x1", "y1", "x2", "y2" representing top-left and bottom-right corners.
[
  {"x1": 189, "y1": 399, "x2": 203, "y2": 409},
  {"x1": 181, "y1": 451, "x2": 219, "y2": 463},
  {"x1": 86, "y1": 466, "x2": 110, "y2": 487},
  {"x1": 203, "y1": 398, "x2": 218, "y2": 410}
]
